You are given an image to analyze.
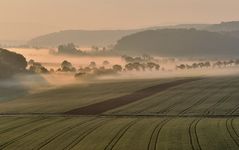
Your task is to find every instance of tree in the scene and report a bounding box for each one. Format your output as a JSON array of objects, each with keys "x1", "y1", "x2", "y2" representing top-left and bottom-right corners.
[
  {"x1": 122, "y1": 55, "x2": 134, "y2": 63},
  {"x1": 103, "y1": 60, "x2": 110, "y2": 66},
  {"x1": 91, "y1": 46, "x2": 99, "y2": 52},
  {"x1": 176, "y1": 64, "x2": 186, "y2": 70},
  {"x1": 61, "y1": 60, "x2": 73, "y2": 69},
  {"x1": 205, "y1": 62, "x2": 211, "y2": 68},
  {"x1": 89, "y1": 61, "x2": 96, "y2": 68},
  {"x1": 112, "y1": 65, "x2": 123, "y2": 72},
  {"x1": 58, "y1": 43, "x2": 83, "y2": 55},
  {"x1": 28, "y1": 61, "x2": 49, "y2": 74},
  {"x1": 125, "y1": 63, "x2": 134, "y2": 71},
  {"x1": 60, "y1": 60, "x2": 76, "y2": 72},
  {"x1": 28, "y1": 59, "x2": 35, "y2": 66},
  {"x1": 0, "y1": 48, "x2": 27, "y2": 78},
  {"x1": 147, "y1": 62, "x2": 156, "y2": 70}
]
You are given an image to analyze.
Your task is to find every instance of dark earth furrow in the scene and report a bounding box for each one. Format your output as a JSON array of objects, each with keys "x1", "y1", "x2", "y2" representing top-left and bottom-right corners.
[{"x1": 65, "y1": 78, "x2": 202, "y2": 115}]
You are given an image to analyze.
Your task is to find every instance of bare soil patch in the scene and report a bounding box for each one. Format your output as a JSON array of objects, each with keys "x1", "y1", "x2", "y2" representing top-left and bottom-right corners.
[{"x1": 65, "y1": 78, "x2": 202, "y2": 115}]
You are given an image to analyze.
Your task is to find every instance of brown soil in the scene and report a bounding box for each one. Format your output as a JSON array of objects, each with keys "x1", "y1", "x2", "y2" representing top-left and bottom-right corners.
[{"x1": 65, "y1": 78, "x2": 202, "y2": 115}]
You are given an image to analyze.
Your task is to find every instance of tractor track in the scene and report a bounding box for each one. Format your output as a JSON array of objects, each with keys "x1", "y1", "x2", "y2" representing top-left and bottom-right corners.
[
  {"x1": 155, "y1": 81, "x2": 214, "y2": 115},
  {"x1": 0, "y1": 117, "x2": 46, "y2": 135},
  {"x1": 0, "y1": 118, "x2": 69, "y2": 149},
  {"x1": 225, "y1": 118, "x2": 239, "y2": 147},
  {"x1": 188, "y1": 118, "x2": 202, "y2": 150},
  {"x1": 147, "y1": 118, "x2": 171, "y2": 150},
  {"x1": 179, "y1": 79, "x2": 235, "y2": 116},
  {"x1": 104, "y1": 119, "x2": 140, "y2": 150},
  {"x1": 35, "y1": 118, "x2": 96, "y2": 150},
  {"x1": 62, "y1": 118, "x2": 112, "y2": 150}
]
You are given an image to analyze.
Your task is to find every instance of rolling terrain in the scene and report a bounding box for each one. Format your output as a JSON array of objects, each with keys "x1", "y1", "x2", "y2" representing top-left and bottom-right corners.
[
  {"x1": 27, "y1": 21, "x2": 239, "y2": 48},
  {"x1": 1, "y1": 76, "x2": 239, "y2": 149},
  {"x1": 114, "y1": 29, "x2": 239, "y2": 57}
]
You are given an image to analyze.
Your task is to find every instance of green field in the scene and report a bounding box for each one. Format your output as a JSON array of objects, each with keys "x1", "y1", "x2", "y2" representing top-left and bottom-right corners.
[
  {"x1": 1, "y1": 76, "x2": 239, "y2": 149},
  {"x1": 0, "y1": 78, "x2": 175, "y2": 113},
  {"x1": 106, "y1": 76, "x2": 239, "y2": 116},
  {"x1": 0, "y1": 116, "x2": 238, "y2": 150}
]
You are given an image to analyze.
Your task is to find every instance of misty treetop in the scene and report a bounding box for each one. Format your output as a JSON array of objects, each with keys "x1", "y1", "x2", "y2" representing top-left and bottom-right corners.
[
  {"x1": 57, "y1": 43, "x2": 84, "y2": 55},
  {"x1": 28, "y1": 59, "x2": 49, "y2": 74},
  {"x1": 54, "y1": 43, "x2": 117, "y2": 56}
]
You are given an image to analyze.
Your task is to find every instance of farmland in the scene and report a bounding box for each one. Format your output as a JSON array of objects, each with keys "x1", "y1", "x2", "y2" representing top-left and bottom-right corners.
[
  {"x1": 0, "y1": 116, "x2": 238, "y2": 150},
  {"x1": 0, "y1": 76, "x2": 239, "y2": 149},
  {"x1": 0, "y1": 78, "x2": 175, "y2": 113}
]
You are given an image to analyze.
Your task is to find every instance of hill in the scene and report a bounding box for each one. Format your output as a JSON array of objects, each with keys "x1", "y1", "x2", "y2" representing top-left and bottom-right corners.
[
  {"x1": 222, "y1": 30, "x2": 239, "y2": 39},
  {"x1": 27, "y1": 30, "x2": 139, "y2": 47},
  {"x1": 27, "y1": 24, "x2": 211, "y2": 48},
  {"x1": 113, "y1": 29, "x2": 239, "y2": 57},
  {"x1": 206, "y1": 21, "x2": 239, "y2": 32},
  {"x1": 27, "y1": 21, "x2": 239, "y2": 48}
]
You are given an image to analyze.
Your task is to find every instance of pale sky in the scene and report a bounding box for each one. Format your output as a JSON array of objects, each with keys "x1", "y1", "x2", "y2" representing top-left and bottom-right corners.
[{"x1": 1, "y1": 0, "x2": 239, "y2": 41}]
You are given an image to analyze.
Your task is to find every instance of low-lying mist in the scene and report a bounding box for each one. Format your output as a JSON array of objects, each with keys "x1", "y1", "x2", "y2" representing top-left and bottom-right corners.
[
  {"x1": 8, "y1": 48, "x2": 123, "y2": 69},
  {"x1": 4, "y1": 48, "x2": 239, "y2": 96}
]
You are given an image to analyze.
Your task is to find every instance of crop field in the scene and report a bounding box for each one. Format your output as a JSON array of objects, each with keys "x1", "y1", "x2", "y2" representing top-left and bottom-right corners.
[
  {"x1": 0, "y1": 116, "x2": 238, "y2": 150},
  {"x1": 1, "y1": 76, "x2": 239, "y2": 149},
  {"x1": 0, "y1": 78, "x2": 175, "y2": 113},
  {"x1": 105, "y1": 76, "x2": 239, "y2": 116}
]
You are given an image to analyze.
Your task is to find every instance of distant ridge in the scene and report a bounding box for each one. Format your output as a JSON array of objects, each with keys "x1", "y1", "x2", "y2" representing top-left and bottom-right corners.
[
  {"x1": 27, "y1": 30, "x2": 139, "y2": 47},
  {"x1": 113, "y1": 29, "x2": 239, "y2": 57},
  {"x1": 27, "y1": 21, "x2": 239, "y2": 48},
  {"x1": 206, "y1": 21, "x2": 239, "y2": 32},
  {"x1": 27, "y1": 24, "x2": 211, "y2": 47}
]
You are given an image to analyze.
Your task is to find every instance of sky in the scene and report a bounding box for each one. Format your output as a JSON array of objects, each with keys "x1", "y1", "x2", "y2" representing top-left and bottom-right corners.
[{"x1": 1, "y1": 0, "x2": 239, "y2": 41}]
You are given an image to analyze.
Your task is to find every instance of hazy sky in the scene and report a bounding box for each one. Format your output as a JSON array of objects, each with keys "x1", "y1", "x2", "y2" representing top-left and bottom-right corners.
[{"x1": 1, "y1": 0, "x2": 239, "y2": 41}]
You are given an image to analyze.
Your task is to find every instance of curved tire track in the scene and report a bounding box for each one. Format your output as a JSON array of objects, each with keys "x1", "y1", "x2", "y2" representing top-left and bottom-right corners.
[
  {"x1": 0, "y1": 118, "x2": 68, "y2": 149},
  {"x1": 227, "y1": 104, "x2": 239, "y2": 115},
  {"x1": 62, "y1": 119, "x2": 112, "y2": 150},
  {"x1": 156, "y1": 81, "x2": 214, "y2": 115},
  {"x1": 104, "y1": 119, "x2": 140, "y2": 150},
  {"x1": 0, "y1": 117, "x2": 46, "y2": 135},
  {"x1": 35, "y1": 118, "x2": 96, "y2": 150},
  {"x1": 188, "y1": 118, "x2": 202, "y2": 150},
  {"x1": 204, "y1": 95, "x2": 232, "y2": 115},
  {"x1": 226, "y1": 118, "x2": 239, "y2": 147},
  {"x1": 147, "y1": 119, "x2": 171, "y2": 150},
  {"x1": 179, "y1": 79, "x2": 235, "y2": 116}
]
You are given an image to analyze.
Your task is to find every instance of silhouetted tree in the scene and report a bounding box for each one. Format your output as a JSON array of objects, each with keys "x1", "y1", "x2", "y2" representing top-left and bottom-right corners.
[
  {"x1": 58, "y1": 43, "x2": 84, "y2": 55},
  {"x1": 59, "y1": 60, "x2": 76, "y2": 72},
  {"x1": 176, "y1": 64, "x2": 186, "y2": 70},
  {"x1": 112, "y1": 65, "x2": 123, "y2": 72},
  {"x1": 0, "y1": 48, "x2": 27, "y2": 78},
  {"x1": 89, "y1": 61, "x2": 97, "y2": 68},
  {"x1": 103, "y1": 60, "x2": 110, "y2": 66}
]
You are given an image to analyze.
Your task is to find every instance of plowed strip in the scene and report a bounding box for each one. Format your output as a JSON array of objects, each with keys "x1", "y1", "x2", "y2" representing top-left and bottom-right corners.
[{"x1": 65, "y1": 78, "x2": 202, "y2": 115}]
